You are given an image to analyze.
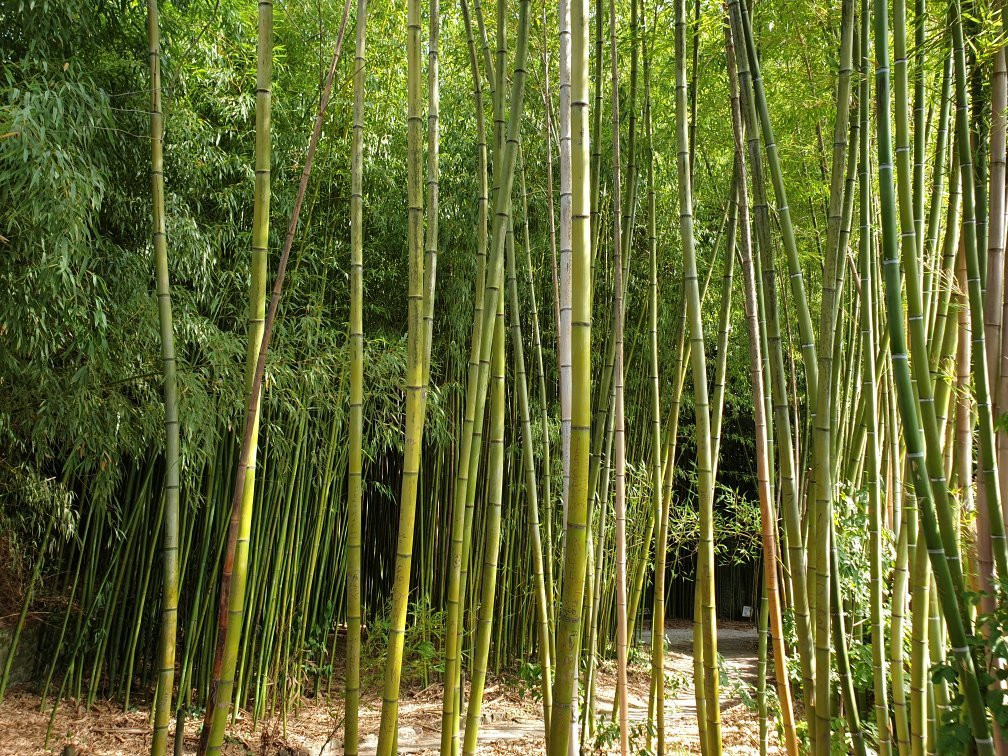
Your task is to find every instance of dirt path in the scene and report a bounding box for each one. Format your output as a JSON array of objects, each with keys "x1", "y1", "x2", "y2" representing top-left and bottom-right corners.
[
  {"x1": 0, "y1": 622, "x2": 770, "y2": 755},
  {"x1": 361, "y1": 620, "x2": 770, "y2": 755},
  {"x1": 658, "y1": 621, "x2": 770, "y2": 754}
]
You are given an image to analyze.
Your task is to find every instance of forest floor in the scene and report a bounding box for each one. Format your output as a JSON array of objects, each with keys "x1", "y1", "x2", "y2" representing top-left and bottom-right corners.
[{"x1": 0, "y1": 621, "x2": 770, "y2": 755}]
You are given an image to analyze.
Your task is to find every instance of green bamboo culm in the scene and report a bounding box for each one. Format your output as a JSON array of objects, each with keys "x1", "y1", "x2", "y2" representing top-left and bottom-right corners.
[
  {"x1": 736, "y1": 0, "x2": 818, "y2": 399},
  {"x1": 375, "y1": 0, "x2": 430, "y2": 740},
  {"x1": 809, "y1": 1, "x2": 855, "y2": 750},
  {"x1": 510, "y1": 154, "x2": 554, "y2": 736},
  {"x1": 344, "y1": 0, "x2": 367, "y2": 747},
  {"x1": 609, "y1": 0, "x2": 629, "y2": 744},
  {"x1": 859, "y1": 0, "x2": 889, "y2": 750},
  {"x1": 889, "y1": 10, "x2": 974, "y2": 731},
  {"x1": 639, "y1": 1, "x2": 663, "y2": 733},
  {"x1": 547, "y1": 0, "x2": 591, "y2": 737},
  {"x1": 950, "y1": 0, "x2": 1008, "y2": 584},
  {"x1": 725, "y1": 3, "x2": 817, "y2": 733},
  {"x1": 443, "y1": 0, "x2": 535, "y2": 743},
  {"x1": 873, "y1": 0, "x2": 994, "y2": 751},
  {"x1": 723, "y1": 15, "x2": 798, "y2": 752},
  {"x1": 200, "y1": 6, "x2": 351, "y2": 749},
  {"x1": 199, "y1": 1, "x2": 271, "y2": 749},
  {"x1": 461, "y1": 287, "x2": 505, "y2": 754},
  {"x1": 146, "y1": 1, "x2": 180, "y2": 753},
  {"x1": 674, "y1": 0, "x2": 719, "y2": 749},
  {"x1": 423, "y1": 0, "x2": 441, "y2": 386},
  {"x1": 449, "y1": 0, "x2": 505, "y2": 739},
  {"x1": 440, "y1": 0, "x2": 488, "y2": 750}
]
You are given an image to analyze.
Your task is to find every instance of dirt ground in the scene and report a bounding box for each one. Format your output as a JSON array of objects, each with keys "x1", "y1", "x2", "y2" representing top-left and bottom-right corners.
[{"x1": 0, "y1": 622, "x2": 774, "y2": 755}]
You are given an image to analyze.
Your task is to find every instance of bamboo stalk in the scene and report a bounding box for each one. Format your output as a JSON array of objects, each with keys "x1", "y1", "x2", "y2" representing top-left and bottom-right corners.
[
  {"x1": 859, "y1": 2, "x2": 890, "y2": 748},
  {"x1": 875, "y1": 0, "x2": 994, "y2": 749},
  {"x1": 440, "y1": 1, "x2": 489, "y2": 750},
  {"x1": 725, "y1": 21, "x2": 797, "y2": 751},
  {"x1": 674, "y1": 0, "x2": 719, "y2": 749},
  {"x1": 375, "y1": 0, "x2": 440, "y2": 737},
  {"x1": 461, "y1": 288, "x2": 506, "y2": 754},
  {"x1": 344, "y1": 0, "x2": 367, "y2": 747},
  {"x1": 507, "y1": 163, "x2": 554, "y2": 734},
  {"x1": 146, "y1": 3, "x2": 180, "y2": 752},
  {"x1": 200, "y1": 6, "x2": 351, "y2": 749},
  {"x1": 198, "y1": 0, "x2": 272, "y2": 745},
  {"x1": 547, "y1": 0, "x2": 591, "y2": 738},
  {"x1": 726, "y1": 0, "x2": 817, "y2": 733},
  {"x1": 609, "y1": 0, "x2": 628, "y2": 743}
]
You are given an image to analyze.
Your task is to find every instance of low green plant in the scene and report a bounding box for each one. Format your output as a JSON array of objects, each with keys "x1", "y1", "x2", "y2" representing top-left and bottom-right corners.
[
  {"x1": 361, "y1": 596, "x2": 444, "y2": 689},
  {"x1": 517, "y1": 660, "x2": 543, "y2": 702},
  {"x1": 590, "y1": 715, "x2": 656, "y2": 755}
]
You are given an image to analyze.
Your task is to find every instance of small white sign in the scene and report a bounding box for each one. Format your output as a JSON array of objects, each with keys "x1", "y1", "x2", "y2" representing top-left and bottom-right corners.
[{"x1": 741, "y1": 605, "x2": 752, "y2": 619}]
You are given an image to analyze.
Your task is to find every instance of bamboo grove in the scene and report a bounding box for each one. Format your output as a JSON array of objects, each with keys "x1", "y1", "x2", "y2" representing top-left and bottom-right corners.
[{"x1": 3, "y1": 0, "x2": 1008, "y2": 753}]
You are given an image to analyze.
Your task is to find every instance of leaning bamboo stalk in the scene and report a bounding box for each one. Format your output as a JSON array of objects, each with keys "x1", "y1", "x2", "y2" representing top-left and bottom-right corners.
[
  {"x1": 447, "y1": 0, "x2": 536, "y2": 744},
  {"x1": 199, "y1": 7, "x2": 351, "y2": 750},
  {"x1": 651, "y1": 211, "x2": 730, "y2": 746},
  {"x1": 710, "y1": 198, "x2": 737, "y2": 471},
  {"x1": 736, "y1": 0, "x2": 818, "y2": 400},
  {"x1": 536, "y1": 7, "x2": 559, "y2": 648},
  {"x1": 558, "y1": 0, "x2": 573, "y2": 519},
  {"x1": 993, "y1": 2, "x2": 1008, "y2": 532},
  {"x1": 652, "y1": 298, "x2": 688, "y2": 750},
  {"x1": 691, "y1": 189, "x2": 736, "y2": 756},
  {"x1": 589, "y1": 0, "x2": 603, "y2": 276},
  {"x1": 724, "y1": 21, "x2": 797, "y2": 753},
  {"x1": 374, "y1": 0, "x2": 427, "y2": 740},
  {"x1": 756, "y1": 574, "x2": 769, "y2": 755},
  {"x1": 581, "y1": 402, "x2": 613, "y2": 750},
  {"x1": 909, "y1": 516, "x2": 931, "y2": 756},
  {"x1": 542, "y1": 0, "x2": 560, "y2": 350},
  {"x1": 423, "y1": 0, "x2": 441, "y2": 386},
  {"x1": 895, "y1": 0, "x2": 983, "y2": 612},
  {"x1": 924, "y1": 54, "x2": 954, "y2": 332},
  {"x1": 889, "y1": 24, "x2": 960, "y2": 731},
  {"x1": 637, "y1": 2, "x2": 661, "y2": 735},
  {"x1": 971, "y1": 0, "x2": 1008, "y2": 584},
  {"x1": 522, "y1": 221, "x2": 557, "y2": 658},
  {"x1": 461, "y1": 289, "x2": 506, "y2": 755},
  {"x1": 930, "y1": 155, "x2": 962, "y2": 373},
  {"x1": 647, "y1": 125, "x2": 731, "y2": 755},
  {"x1": 198, "y1": 0, "x2": 273, "y2": 746},
  {"x1": 951, "y1": 0, "x2": 1008, "y2": 589},
  {"x1": 440, "y1": 1, "x2": 488, "y2": 750},
  {"x1": 875, "y1": 0, "x2": 994, "y2": 750},
  {"x1": 912, "y1": 0, "x2": 927, "y2": 266},
  {"x1": 726, "y1": 0, "x2": 816, "y2": 732},
  {"x1": 986, "y1": 7, "x2": 1006, "y2": 418}
]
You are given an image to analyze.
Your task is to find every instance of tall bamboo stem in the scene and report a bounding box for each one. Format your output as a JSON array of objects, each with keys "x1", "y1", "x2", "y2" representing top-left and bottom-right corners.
[
  {"x1": 547, "y1": 0, "x2": 591, "y2": 738},
  {"x1": 146, "y1": 2, "x2": 180, "y2": 752},
  {"x1": 674, "y1": 0, "x2": 719, "y2": 749},
  {"x1": 875, "y1": 0, "x2": 994, "y2": 750},
  {"x1": 725, "y1": 18, "x2": 797, "y2": 752},
  {"x1": 345, "y1": 0, "x2": 368, "y2": 747}
]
